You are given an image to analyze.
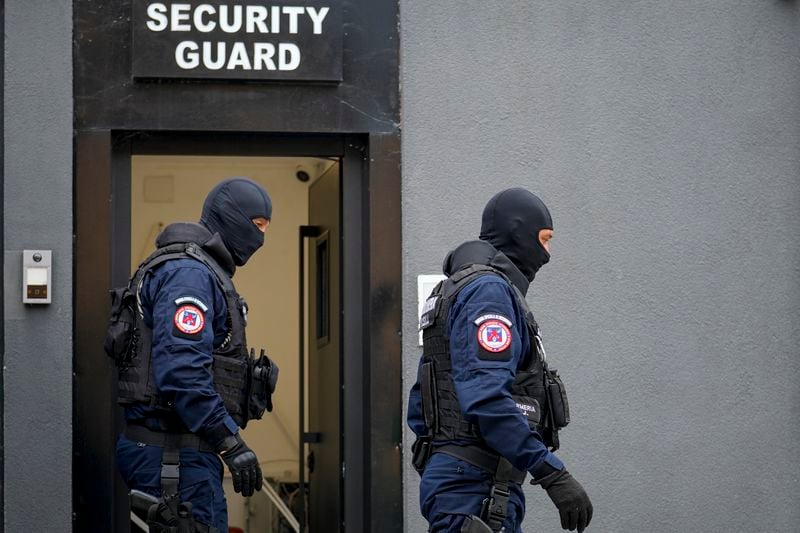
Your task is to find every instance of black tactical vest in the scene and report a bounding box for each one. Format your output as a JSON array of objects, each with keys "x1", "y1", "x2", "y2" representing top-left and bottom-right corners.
[
  {"x1": 105, "y1": 241, "x2": 263, "y2": 429},
  {"x1": 418, "y1": 263, "x2": 569, "y2": 451}
]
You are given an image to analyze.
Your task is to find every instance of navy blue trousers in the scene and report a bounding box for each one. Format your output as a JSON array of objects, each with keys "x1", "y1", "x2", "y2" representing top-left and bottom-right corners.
[
  {"x1": 420, "y1": 453, "x2": 525, "y2": 532},
  {"x1": 116, "y1": 434, "x2": 229, "y2": 532}
]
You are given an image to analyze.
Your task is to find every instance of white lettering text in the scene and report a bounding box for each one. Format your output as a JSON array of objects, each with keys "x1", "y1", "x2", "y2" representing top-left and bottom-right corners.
[
  {"x1": 227, "y1": 42, "x2": 252, "y2": 70},
  {"x1": 193, "y1": 4, "x2": 216, "y2": 33},
  {"x1": 146, "y1": 3, "x2": 168, "y2": 32},
  {"x1": 175, "y1": 40, "x2": 199, "y2": 68},
  {"x1": 306, "y1": 7, "x2": 329, "y2": 35},
  {"x1": 218, "y1": 5, "x2": 243, "y2": 33},
  {"x1": 254, "y1": 43, "x2": 277, "y2": 70},
  {"x1": 283, "y1": 6, "x2": 304, "y2": 34},
  {"x1": 246, "y1": 6, "x2": 269, "y2": 33},
  {"x1": 173, "y1": 41, "x2": 302, "y2": 72},
  {"x1": 279, "y1": 43, "x2": 301, "y2": 70},
  {"x1": 271, "y1": 5, "x2": 281, "y2": 33},
  {"x1": 203, "y1": 41, "x2": 226, "y2": 70},
  {"x1": 171, "y1": 4, "x2": 191, "y2": 31}
]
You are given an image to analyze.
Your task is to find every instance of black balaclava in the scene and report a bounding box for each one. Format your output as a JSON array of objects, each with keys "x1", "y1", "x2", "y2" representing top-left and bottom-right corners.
[
  {"x1": 199, "y1": 178, "x2": 272, "y2": 267},
  {"x1": 479, "y1": 188, "x2": 553, "y2": 282}
]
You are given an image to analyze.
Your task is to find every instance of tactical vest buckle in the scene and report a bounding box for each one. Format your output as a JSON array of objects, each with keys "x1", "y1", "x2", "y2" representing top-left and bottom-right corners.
[
  {"x1": 160, "y1": 463, "x2": 179, "y2": 481},
  {"x1": 488, "y1": 485, "x2": 510, "y2": 500}
]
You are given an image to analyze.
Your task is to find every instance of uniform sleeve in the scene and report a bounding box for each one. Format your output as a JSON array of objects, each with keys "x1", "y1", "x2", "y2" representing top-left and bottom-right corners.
[
  {"x1": 146, "y1": 264, "x2": 239, "y2": 444},
  {"x1": 448, "y1": 278, "x2": 564, "y2": 475}
]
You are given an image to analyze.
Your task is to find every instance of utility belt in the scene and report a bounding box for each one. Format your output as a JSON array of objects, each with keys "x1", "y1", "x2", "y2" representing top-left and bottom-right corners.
[
  {"x1": 433, "y1": 444, "x2": 526, "y2": 484},
  {"x1": 124, "y1": 423, "x2": 215, "y2": 453},
  {"x1": 413, "y1": 442, "x2": 524, "y2": 533},
  {"x1": 125, "y1": 424, "x2": 219, "y2": 533}
]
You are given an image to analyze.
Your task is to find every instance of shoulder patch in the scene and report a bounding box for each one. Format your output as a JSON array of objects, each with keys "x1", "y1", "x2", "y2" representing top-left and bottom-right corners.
[
  {"x1": 473, "y1": 314, "x2": 512, "y2": 327},
  {"x1": 477, "y1": 319, "x2": 512, "y2": 353},
  {"x1": 174, "y1": 296, "x2": 209, "y2": 312},
  {"x1": 173, "y1": 305, "x2": 205, "y2": 337}
]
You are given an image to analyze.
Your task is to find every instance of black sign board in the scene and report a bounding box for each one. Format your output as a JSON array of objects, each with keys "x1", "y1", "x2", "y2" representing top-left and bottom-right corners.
[{"x1": 132, "y1": 1, "x2": 342, "y2": 81}]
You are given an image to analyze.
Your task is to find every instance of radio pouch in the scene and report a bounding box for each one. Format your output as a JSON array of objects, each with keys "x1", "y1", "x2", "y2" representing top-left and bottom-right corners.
[
  {"x1": 248, "y1": 349, "x2": 279, "y2": 421},
  {"x1": 104, "y1": 286, "x2": 138, "y2": 366},
  {"x1": 545, "y1": 367, "x2": 570, "y2": 429}
]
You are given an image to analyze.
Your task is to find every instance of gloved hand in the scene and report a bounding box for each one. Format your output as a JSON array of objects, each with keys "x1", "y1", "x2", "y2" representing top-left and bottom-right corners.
[
  {"x1": 217, "y1": 433, "x2": 263, "y2": 497},
  {"x1": 533, "y1": 469, "x2": 593, "y2": 532}
]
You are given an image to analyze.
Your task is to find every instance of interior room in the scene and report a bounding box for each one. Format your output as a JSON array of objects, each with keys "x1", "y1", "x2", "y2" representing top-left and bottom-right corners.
[{"x1": 131, "y1": 155, "x2": 339, "y2": 532}]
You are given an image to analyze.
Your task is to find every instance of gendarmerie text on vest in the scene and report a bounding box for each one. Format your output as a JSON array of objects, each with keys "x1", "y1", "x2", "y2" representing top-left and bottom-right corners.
[{"x1": 144, "y1": 3, "x2": 331, "y2": 71}]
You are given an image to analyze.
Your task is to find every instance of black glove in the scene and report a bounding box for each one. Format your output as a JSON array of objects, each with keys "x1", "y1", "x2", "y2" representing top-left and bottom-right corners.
[
  {"x1": 533, "y1": 469, "x2": 593, "y2": 532},
  {"x1": 217, "y1": 433, "x2": 263, "y2": 497}
]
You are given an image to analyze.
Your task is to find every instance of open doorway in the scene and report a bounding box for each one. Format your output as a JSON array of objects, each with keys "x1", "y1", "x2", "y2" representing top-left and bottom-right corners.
[
  {"x1": 75, "y1": 132, "x2": 400, "y2": 533},
  {"x1": 130, "y1": 155, "x2": 342, "y2": 532}
]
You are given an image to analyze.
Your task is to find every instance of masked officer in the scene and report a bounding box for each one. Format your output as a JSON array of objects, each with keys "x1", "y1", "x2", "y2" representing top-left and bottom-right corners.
[
  {"x1": 408, "y1": 188, "x2": 593, "y2": 532},
  {"x1": 110, "y1": 178, "x2": 277, "y2": 533}
]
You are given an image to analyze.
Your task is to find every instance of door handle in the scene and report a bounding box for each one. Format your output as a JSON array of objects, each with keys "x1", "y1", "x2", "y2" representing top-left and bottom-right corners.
[
  {"x1": 307, "y1": 450, "x2": 316, "y2": 474},
  {"x1": 303, "y1": 432, "x2": 322, "y2": 444}
]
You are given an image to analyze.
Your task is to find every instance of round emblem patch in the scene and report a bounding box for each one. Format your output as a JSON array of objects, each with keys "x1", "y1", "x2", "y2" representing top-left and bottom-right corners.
[
  {"x1": 477, "y1": 320, "x2": 512, "y2": 352},
  {"x1": 174, "y1": 305, "x2": 205, "y2": 335}
]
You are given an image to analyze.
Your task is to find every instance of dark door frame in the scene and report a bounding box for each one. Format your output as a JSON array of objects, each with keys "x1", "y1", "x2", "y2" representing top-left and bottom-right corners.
[
  {"x1": 0, "y1": 3, "x2": 5, "y2": 531},
  {"x1": 74, "y1": 130, "x2": 402, "y2": 532}
]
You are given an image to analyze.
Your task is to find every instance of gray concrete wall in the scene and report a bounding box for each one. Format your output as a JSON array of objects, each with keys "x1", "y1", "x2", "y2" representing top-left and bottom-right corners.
[
  {"x1": 401, "y1": 2, "x2": 800, "y2": 532},
  {"x1": 3, "y1": 1, "x2": 73, "y2": 531}
]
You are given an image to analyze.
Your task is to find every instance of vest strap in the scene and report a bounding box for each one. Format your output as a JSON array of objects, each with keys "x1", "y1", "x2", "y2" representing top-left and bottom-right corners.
[
  {"x1": 448, "y1": 264, "x2": 494, "y2": 284},
  {"x1": 160, "y1": 448, "x2": 181, "y2": 499},
  {"x1": 157, "y1": 445, "x2": 182, "y2": 529}
]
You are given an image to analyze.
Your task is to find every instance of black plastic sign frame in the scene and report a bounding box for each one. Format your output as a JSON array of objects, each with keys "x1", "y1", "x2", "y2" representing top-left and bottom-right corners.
[{"x1": 132, "y1": 1, "x2": 342, "y2": 82}]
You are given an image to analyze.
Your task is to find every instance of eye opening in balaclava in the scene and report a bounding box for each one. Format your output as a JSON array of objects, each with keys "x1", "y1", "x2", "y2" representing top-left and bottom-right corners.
[
  {"x1": 479, "y1": 188, "x2": 553, "y2": 282},
  {"x1": 199, "y1": 177, "x2": 272, "y2": 267}
]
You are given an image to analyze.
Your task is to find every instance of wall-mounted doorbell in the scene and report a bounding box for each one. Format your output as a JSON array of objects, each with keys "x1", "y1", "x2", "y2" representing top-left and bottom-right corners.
[{"x1": 22, "y1": 250, "x2": 52, "y2": 304}]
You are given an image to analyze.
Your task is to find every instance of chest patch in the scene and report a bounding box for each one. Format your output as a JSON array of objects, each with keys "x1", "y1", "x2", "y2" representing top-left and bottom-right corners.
[
  {"x1": 174, "y1": 305, "x2": 205, "y2": 336},
  {"x1": 419, "y1": 295, "x2": 439, "y2": 330},
  {"x1": 477, "y1": 319, "x2": 512, "y2": 353}
]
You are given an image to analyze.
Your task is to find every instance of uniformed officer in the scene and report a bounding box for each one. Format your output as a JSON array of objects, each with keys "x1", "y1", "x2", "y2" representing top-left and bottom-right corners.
[
  {"x1": 113, "y1": 178, "x2": 274, "y2": 533},
  {"x1": 409, "y1": 188, "x2": 593, "y2": 532}
]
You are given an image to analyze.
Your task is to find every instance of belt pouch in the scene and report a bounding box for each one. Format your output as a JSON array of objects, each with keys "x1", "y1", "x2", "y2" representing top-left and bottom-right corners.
[
  {"x1": 419, "y1": 361, "x2": 438, "y2": 432},
  {"x1": 546, "y1": 369, "x2": 570, "y2": 428}
]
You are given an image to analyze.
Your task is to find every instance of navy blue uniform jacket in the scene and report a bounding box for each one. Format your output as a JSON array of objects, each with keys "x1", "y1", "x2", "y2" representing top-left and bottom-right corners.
[
  {"x1": 125, "y1": 257, "x2": 239, "y2": 441},
  {"x1": 408, "y1": 273, "x2": 564, "y2": 476}
]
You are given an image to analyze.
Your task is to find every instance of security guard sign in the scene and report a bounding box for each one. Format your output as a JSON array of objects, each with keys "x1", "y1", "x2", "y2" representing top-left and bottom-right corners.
[{"x1": 132, "y1": 1, "x2": 342, "y2": 81}]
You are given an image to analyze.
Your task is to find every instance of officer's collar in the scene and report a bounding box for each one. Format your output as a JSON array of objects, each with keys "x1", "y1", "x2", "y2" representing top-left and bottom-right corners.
[
  {"x1": 443, "y1": 240, "x2": 530, "y2": 295},
  {"x1": 155, "y1": 222, "x2": 236, "y2": 277}
]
